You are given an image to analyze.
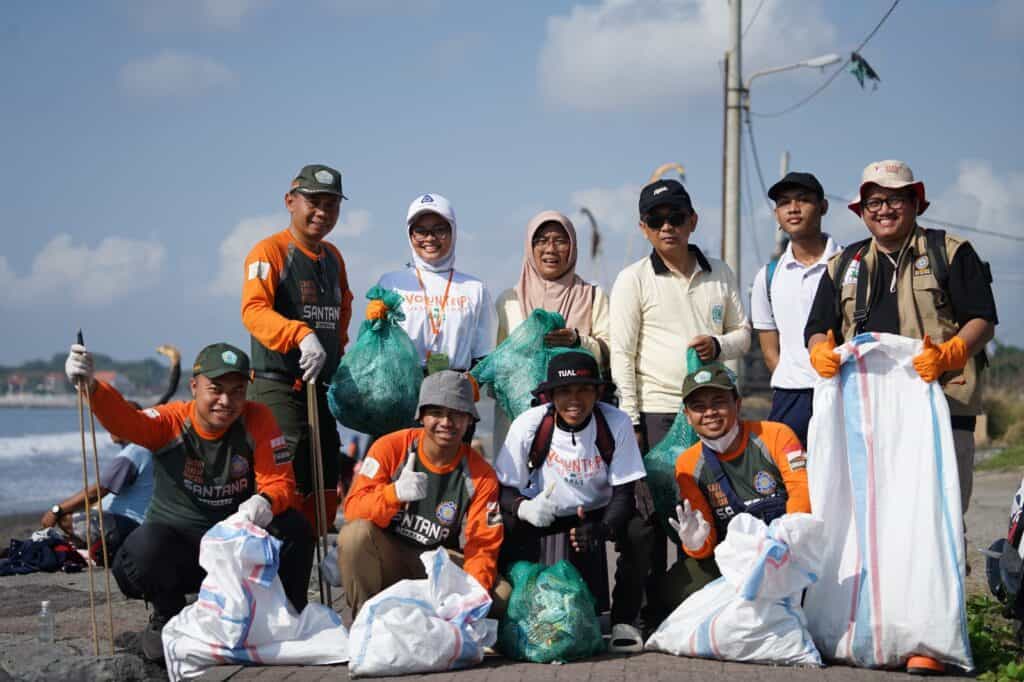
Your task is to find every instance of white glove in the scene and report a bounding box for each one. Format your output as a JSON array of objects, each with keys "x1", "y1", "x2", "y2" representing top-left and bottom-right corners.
[
  {"x1": 298, "y1": 333, "x2": 327, "y2": 383},
  {"x1": 65, "y1": 344, "x2": 94, "y2": 387},
  {"x1": 517, "y1": 483, "x2": 558, "y2": 528},
  {"x1": 393, "y1": 453, "x2": 428, "y2": 502},
  {"x1": 668, "y1": 499, "x2": 711, "y2": 551},
  {"x1": 237, "y1": 494, "x2": 274, "y2": 527}
]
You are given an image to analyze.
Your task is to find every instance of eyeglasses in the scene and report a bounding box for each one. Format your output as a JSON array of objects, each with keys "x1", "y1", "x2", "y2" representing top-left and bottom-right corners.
[
  {"x1": 532, "y1": 236, "x2": 571, "y2": 249},
  {"x1": 643, "y1": 211, "x2": 689, "y2": 230},
  {"x1": 863, "y1": 195, "x2": 912, "y2": 212},
  {"x1": 291, "y1": 191, "x2": 341, "y2": 212},
  {"x1": 410, "y1": 225, "x2": 452, "y2": 240}
]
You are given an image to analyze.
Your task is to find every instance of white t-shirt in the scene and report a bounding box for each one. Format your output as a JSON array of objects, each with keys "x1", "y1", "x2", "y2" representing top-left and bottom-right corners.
[
  {"x1": 378, "y1": 267, "x2": 496, "y2": 370},
  {"x1": 495, "y1": 402, "x2": 647, "y2": 516},
  {"x1": 750, "y1": 236, "x2": 840, "y2": 389}
]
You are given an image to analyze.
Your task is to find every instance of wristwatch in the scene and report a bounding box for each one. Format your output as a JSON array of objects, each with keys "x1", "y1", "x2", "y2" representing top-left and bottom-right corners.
[{"x1": 51, "y1": 504, "x2": 63, "y2": 517}]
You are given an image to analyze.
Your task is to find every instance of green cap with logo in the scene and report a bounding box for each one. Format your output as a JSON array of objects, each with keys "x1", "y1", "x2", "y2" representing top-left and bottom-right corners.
[
  {"x1": 192, "y1": 343, "x2": 250, "y2": 379},
  {"x1": 292, "y1": 164, "x2": 348, "y2": 199},
  {"x1": 681, "y1": 362, "x2": 739, "y2": 402}
]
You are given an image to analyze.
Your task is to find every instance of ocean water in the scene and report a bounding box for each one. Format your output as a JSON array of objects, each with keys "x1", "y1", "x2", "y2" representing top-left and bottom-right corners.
[{"x1": 0, "y1": 407, "x2": 120, "y2": 515}]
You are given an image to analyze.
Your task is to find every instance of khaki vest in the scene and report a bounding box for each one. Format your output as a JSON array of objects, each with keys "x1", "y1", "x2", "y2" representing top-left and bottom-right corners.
[{"x1": 826, "y1": 226, "x2": 983, "y2": 416}]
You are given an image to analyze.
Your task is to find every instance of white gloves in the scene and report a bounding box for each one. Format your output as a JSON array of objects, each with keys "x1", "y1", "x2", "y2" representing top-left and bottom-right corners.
[
  {"x1": 65, "y1": 344, "x2": 94, "y2": 387},
  {"x1": 669, "y1": 499, "x2": 711, "y2": 551},
  {"x1": 298, "y1": 333, "x2": 327, "y2": 383},
  {"x1": 517, "y1": 483, "x2": 558, "y2": 528},
  {"x1": 237, "y1": 494, "x2": 274, "y2": 527},
  {"x1": 393, "y1": 454, "x2": 428, "y2": 502}
]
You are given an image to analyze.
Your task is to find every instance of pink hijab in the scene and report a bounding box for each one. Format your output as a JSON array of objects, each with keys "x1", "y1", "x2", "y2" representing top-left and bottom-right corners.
[{"x1": 514, "y1": 210, "x2": 595, "y2": 335}]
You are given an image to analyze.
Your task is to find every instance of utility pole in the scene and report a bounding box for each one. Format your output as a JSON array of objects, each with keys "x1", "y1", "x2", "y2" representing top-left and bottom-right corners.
[
  {"x1": 723, "y1": 0, "x2": 742, "y2": 284},
  {"x1": 774, "y1": 150, "x2": 790, "y2": 258}
]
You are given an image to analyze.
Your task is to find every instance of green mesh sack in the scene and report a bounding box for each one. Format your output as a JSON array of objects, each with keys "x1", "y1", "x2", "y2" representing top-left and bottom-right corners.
[
  {"x1": 644, "y1": 348, "x2": 704, "y2": 540},
  {"x1": 471, "y1": 309, "x2": 565, "y2": 422},
  {"x1": 328, "y1": 286, "x2": 422, "y2": 436},
  {"x1": 497, "y1": 560, "x2": 605, "y2": 663}
]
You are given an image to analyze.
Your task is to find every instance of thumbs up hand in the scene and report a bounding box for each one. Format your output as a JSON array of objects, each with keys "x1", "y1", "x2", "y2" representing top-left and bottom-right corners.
[
  {"x1": 913, "y1": 335, "x2": 968, "y2": 383},
  {"x1": 517, "y1": 483, "x2": 558, "y2": 528},
  {"x1": 393, "y1": 452, "x2": 428, "y2": 502}
]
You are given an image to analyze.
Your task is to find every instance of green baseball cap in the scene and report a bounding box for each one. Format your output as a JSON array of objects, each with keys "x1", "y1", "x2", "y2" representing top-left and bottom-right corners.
[
  {"x1": 292, "y1": 164, "x2": 348, "y2": 198},
  {"x1": 681, "y1": 362, "x2": 739, "y2": 402},
  {"x1": 192, "y1": 343, "x2": 250, "y2": 379}
]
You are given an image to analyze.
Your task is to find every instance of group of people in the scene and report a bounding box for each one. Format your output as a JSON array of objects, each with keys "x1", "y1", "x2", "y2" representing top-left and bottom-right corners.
[{"x1": 56, "y1": 157, "x2": 996, "y2": 674}]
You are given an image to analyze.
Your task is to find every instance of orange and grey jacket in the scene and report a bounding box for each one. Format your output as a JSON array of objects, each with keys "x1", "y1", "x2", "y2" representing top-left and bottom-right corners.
[
  {"x1": 242, "y1": 229, "x2": 354, "y2": 381},
  {"x1": 90, "y1": 381, "x2": 296, "y2": 534},
  {"x1": 674, "y1": 420, "x2": 810, "y2": 559},
  {"x1": 344, "y1": 428, "x2": 504, "y2": 591}
]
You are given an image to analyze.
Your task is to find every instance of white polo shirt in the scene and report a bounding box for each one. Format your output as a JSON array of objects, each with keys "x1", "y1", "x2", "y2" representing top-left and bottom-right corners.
[{"x1": 751, "y1": 236, "x2": 840, "y2": 390}]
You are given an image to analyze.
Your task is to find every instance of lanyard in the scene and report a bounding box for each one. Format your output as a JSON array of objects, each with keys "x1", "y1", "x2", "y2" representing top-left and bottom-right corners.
[{"x1": 414, "y1": 267, "x2": 455, "y2": 346}]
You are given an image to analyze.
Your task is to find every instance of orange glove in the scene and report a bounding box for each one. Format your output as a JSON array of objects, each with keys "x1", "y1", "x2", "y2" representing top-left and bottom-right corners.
[
  {"x1": 365, "y1": 299, "x2": 389, "y2": 321},
  {"x1": 809, "y1": 330, "x2": 841, "y2": 378},
  {"x1": 913, "y1": 335, "x2": 968, "y2": 383}
]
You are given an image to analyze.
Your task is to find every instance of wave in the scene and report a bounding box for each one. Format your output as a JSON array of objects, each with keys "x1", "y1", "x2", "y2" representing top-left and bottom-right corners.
[{"x1": 0, "y1": 430, "x2": 120, "y2": 462}]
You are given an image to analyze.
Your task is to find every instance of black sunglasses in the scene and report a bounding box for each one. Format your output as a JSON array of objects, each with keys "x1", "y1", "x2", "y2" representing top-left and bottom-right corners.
[{"x1": 643, "y1": 211, "x2": 689, "y2": 230}]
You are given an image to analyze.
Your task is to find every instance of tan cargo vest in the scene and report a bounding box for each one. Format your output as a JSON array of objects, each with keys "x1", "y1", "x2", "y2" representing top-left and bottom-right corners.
[{"x1": 825, "y1": 226, "x2": 982, "y2": 416}]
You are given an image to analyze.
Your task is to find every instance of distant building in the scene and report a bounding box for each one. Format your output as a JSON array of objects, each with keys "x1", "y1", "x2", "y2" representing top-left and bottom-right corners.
[
  {"x1": 6, "y1": 374, "x2": 26, "y2": 395},
  {"x1": 94, "y1": 370, "x2": 136, "y2": 395}
]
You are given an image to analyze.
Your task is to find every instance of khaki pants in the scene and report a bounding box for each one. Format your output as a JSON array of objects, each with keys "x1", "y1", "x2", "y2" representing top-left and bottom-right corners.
[
  {"x1": 337, "y1": 519, "x2": 510, "y2": 619},
  {"x1": 952, "y1": 428, "x2": 975, "y2": 514}
]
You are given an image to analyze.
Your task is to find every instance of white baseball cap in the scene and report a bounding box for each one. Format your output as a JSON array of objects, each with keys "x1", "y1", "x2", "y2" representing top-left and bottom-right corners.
[
  {"x1": 406, "y1": 193, "x2": 456, "y2": 230},
  {"x1": 848, "y1": 160, "x2": 929, "y2": 216}
]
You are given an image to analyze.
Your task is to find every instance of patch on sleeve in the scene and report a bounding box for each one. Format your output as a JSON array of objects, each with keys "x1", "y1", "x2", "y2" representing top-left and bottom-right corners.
[
  {"x1": 360, "y1": 456, "x2": 380, "y2": 479},
  {"x1": 272, "y1": 438, "x2": 292, "y2": 465},
  {"x1": 143, "y1": 408, "x2": 160, "y2": 419},
  {"x1": 247, "y1": 261, "x2": 271, "y2": 281},
  {"x1": 786, "y1": 448, "x2": 807, "y2": 471},
  {"x1": 486, "y1": 500, "x2": 502, "y2": 527}
]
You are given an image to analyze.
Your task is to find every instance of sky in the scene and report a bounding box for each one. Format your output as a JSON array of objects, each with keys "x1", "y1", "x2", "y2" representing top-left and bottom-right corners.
[{"x1": 1, "y1": 0, "x2": 1022, "y2": 368}]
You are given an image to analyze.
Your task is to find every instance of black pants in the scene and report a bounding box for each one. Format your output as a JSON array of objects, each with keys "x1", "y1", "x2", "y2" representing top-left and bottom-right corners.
[
  {"x1": 112, "y1": 509, "x2": 314, "y2": 618},
  {"x1": 499, "y1": 508, "x2": 654, "y2": 626},
  {"x1": 768, "y1": 388, "x2": 814, "y2": 449}
]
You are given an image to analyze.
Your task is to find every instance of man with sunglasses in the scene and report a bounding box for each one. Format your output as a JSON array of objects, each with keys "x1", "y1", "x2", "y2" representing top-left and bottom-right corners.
[
  {"x1": 609, "y1": 178, "x2": 749, "y2": 631},
  {"x1": 242, "y1": 164, "x2": 355, "y2": 535}
]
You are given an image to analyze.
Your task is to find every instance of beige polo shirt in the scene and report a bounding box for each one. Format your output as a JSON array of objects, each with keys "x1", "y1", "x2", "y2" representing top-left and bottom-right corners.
[{"x1": 610, "y1": 247, "x2": 751, "y2": 424}]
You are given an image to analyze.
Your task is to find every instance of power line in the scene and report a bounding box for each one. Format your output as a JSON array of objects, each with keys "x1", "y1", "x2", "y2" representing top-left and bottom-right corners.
[
  {"x1": 743, "y1": 0, "x2": 768, "y2": 37},
  {"x1": 751, "y1": 0, "x2": 902, "y2": 118},
  {"x1": 744, "y1": 114, "x2": 775, "y2": 213}
]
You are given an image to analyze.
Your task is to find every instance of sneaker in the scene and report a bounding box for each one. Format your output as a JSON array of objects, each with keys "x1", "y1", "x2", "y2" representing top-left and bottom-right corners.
[
  {"x1": 140, "y1": 612, "x2": 170, "y2": 663},
  {"x1": 907, "y1": 655, "x2": 945, "y2": 675},
  {"x1": 609, "y1": 623, "x2": 644, "y2": 654}
]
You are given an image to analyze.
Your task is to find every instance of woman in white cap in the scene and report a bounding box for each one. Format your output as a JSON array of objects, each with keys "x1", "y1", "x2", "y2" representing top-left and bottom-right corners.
[{"x1": 376, "y1": 193, "x2": 496, "y2": 375}]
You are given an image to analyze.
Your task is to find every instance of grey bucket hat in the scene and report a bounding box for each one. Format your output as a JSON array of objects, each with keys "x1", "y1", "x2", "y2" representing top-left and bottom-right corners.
[{"x1": 415, "y1": 370, "x2": 480, "y2": 421}]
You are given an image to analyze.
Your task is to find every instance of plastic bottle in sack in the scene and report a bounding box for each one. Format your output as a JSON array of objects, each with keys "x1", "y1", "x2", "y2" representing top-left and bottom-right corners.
[{"x1": 38, "y1": 600, "x2": 55, "y2": 643}]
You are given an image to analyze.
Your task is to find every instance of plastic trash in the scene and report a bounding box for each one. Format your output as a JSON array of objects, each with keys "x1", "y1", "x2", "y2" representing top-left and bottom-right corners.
[{"x1": 328, "y1": 286, "x2": 423, "y2": 436}]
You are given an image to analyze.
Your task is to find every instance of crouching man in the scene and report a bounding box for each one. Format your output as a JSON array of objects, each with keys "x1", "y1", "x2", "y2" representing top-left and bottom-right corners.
[
  {"x1": 64, "y1": 343, "x2": 313, "y2": 662},
  {"x1": 337, "y1": 371, "x2": 507, "y2": 617},
  {"x1": 495, "y1": 350, "x2": 652, "y2": 652},
  {"x1": 655, "y1": 363, "x2": 810, "y2": 621}
]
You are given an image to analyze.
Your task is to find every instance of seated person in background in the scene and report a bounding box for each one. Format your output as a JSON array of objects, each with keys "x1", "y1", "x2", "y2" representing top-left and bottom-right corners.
[
  {"x1": 655, "y1": 363, "x2": 810, "y2": 622},
  {"x1": 337, "y1": 371, "x2": 507, "y2": 617},
  {"x1": 495, "y1": 350, "x2": 651, "y2": 652},
  {"x1": 64, "y1": 342, "x2": 313, "y2": 663},
  {"x1": 40, "y1": 420, "x2": 154, "y2": 561}
]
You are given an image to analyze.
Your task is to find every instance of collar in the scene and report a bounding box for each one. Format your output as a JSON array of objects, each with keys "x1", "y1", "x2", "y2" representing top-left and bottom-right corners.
[
  {"x1": 556, "y1": 413, "x2": 593, "y2": 433},
  {"x1": 650, "y1": 244, "x2": 711, "y2": 276},
  {"x1": 780, "y1": 234, "x2": 840, "y2": 270}
]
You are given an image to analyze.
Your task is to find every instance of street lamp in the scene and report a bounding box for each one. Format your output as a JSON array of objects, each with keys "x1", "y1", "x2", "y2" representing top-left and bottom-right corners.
[{"x1": 742, "y1": 53, "x2": 842, "y2": 108}]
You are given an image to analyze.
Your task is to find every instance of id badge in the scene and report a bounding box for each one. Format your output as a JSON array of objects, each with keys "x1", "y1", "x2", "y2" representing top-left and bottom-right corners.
[{"x1": 426, "y1": 351, "x2": 450, "y2": 375}]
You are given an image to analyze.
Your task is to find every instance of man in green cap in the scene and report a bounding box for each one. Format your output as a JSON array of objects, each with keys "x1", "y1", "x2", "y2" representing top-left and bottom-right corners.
[
  {"x1": 64, "y1": 342, "x2": 313, "y2": 662},
  {"x1": 242, "y1": 164, "x2": 355, "y2": 533}
]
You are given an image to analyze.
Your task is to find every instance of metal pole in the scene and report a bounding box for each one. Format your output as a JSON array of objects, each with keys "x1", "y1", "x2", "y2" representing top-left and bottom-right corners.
[
  {"x1": 774, "y1": 151, "x2": 790, "y2": 258},
  {"x1": 720, "y1": 51, "x2": 729, "y2": 260},
  {"x1": 724, "y1": 0, "x2": 743, "y2": 281},
  {"x1": 306, "y1": 383, "x2": 331, "y2": 606}
]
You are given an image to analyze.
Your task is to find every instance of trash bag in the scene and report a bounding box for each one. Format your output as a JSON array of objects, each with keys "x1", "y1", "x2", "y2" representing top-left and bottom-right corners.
[
  {"x1": 162, "y1": 515, "x2": 348, "y2": 681},
  {"x1": 348, "y1": 548, "x2": 496, "y2": 677},
  {"x1": 646, "y1": 513, "x2": 824, "y2": 667},
  {"x1": 328, "y1": 286, "x2": 422, "y2": 436},
  {"x1": 498, "y1": 560, "x2": 605, "y2": 663},
  {"x1": 643, "y1": 348, "x2": 703, "y2": 539},
  {"x1": 471, "y1": 309, "x2": 565, "y2": 423}
]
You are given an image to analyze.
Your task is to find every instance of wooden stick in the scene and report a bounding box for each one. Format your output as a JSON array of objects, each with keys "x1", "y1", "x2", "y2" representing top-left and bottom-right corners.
[
  {"x1": 76, "y1": 382, "x2": 99, "y2": 656},
  {"x1": 84, "y1": 381, "x2": 116, "y2": 655},
  {"x1": 306, "y1": 382, "x2": 331, "y2": 606}
]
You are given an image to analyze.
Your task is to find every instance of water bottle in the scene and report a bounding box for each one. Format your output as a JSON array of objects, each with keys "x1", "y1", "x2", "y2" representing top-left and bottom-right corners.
[{"x1": 38, "y1": 600, "x2": 55, "y2": 643}]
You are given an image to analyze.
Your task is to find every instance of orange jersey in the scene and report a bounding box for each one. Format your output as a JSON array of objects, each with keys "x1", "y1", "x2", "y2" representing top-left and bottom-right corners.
[
  {"x1": 242, "y1": 229, "x2": 353, "y2": 377},
  {"x1": 674, "y1": 420, "x2": 810, "y2": 559},
  {"x1": 344, "y1": 428, "x2": 503, "y2": 591},
  {"x1": 90, "y1": 380, "x2": 296, "y2": 531}
]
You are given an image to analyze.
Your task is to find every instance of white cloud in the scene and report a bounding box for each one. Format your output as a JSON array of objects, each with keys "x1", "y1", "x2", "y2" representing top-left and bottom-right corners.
[
  {"x1": 135, "y1": 0, "x2": 269, "y2": 31},
  {"x1": 0, "y1": 234, "x2": 165, "y2": 306},
  {"x1": 119, "y1": 51, "x2": 237, "y2": 98},
  {"x1": 336, "y1": 208, "x2": 372, "y2": 237},
  {"x1": 569, "y1": 183, "x2": 642, "y2": 234},
  {"x1": 209, "y1": 213, "x2": 284, "y2": 296},
  {"x1": 538, "y1": 0, "x2": 837, "y2": 111}
]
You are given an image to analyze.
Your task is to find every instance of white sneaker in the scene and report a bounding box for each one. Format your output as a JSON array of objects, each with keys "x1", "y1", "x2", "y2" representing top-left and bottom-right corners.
[{"x1": 609, "y1": 623, "x2": 644, "y2": 654}]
